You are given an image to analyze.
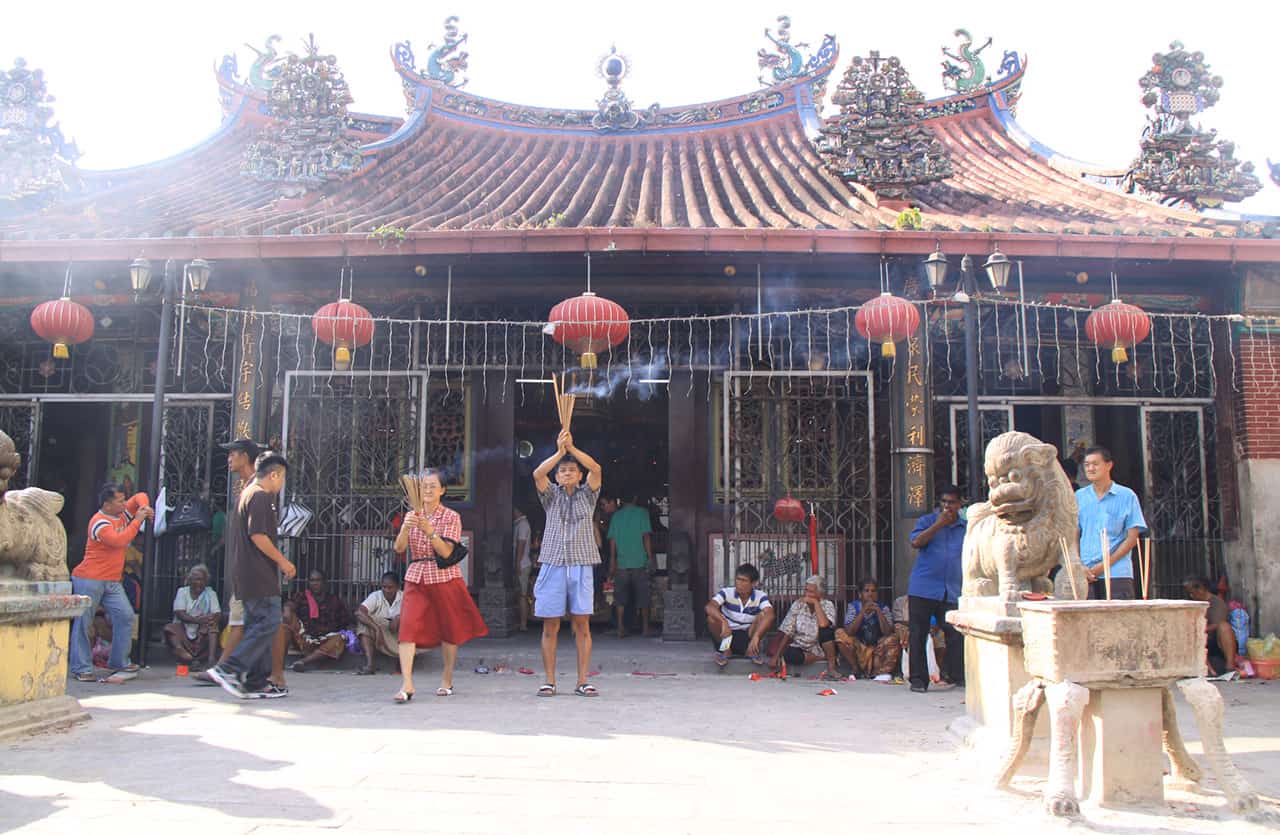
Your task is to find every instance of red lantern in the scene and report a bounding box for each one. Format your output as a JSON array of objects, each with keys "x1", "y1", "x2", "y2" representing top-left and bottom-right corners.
[
  {"x1": 773, "y1": 494, "x2": 805, "y2": 524},
  {"x1": 855, "y1": 292, "x2": 920, "y2": 358},
  {"x1": 1085, "y1": 300, "x2": 1151, "y2": 364},
  {"x1": 546, "y1": 292, "x2": 630, "y2": 369},
  {"x1": 31, "y1": 297, "x2": 94, "y2": 359},
  {"x1": 312, "y1": 299, "x2": 374, "y2": 370}
]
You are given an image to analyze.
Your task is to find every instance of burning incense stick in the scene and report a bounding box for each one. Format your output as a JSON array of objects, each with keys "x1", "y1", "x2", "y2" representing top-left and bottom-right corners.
[
  {"x1": 1058, "y1": 536, "x2": 1081, "y2": 600},
  {"x1": 1100, "y1": 529, "x2": 1112, "y2": 601},
  {"x1": 1142, "y1": 539, "x2": 1153, "y2": 600},
  {"x1": 400, "y1": 473, "x2": 423, "y2": 513},
  {"x1": 551, "y1": 372, "x2": 564, "y2": 426}
]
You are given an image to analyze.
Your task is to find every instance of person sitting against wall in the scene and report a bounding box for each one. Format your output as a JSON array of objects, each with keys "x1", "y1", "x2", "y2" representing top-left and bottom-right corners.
[
  {"x1": 162, "y1": 564, "x2": 221, "y2": 669},
  {"x1": 836, "y1": 578, "x2": 900, "y2": 681},
  {"x1": 1184, "y1": 576, "x2": 1237, "y2": 677},
  {"x1": 769, "y1": 575, "x2": 839, "y2": 679},
  {"x1": 355, "y1": 572, "x2": 403, "y2": 675},
  {"x1": 284, "y1": 569, "x2": 351, "y2": 672}
]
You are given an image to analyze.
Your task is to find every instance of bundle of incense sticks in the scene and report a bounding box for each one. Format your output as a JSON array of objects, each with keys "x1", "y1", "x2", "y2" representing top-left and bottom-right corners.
[
  {"x1": 400, "y1": 473, "x2": 423, "y2": 513},
  {"x1": 551, "y1": 372, "x2": 576, "y2": 431},
  {"x1": 1058, "y1": 536, "x2": 1082, "y2": 600},
  {"x1": 1101, "y1": 529, "x2": 1112, "y2": 601},
  {"x1": 1141, "y1": 539, "x2": 1154, "y2": 600}
]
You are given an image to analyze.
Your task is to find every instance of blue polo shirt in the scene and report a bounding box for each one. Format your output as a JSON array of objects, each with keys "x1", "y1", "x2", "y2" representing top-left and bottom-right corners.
[
  {"x1": 1076, "y1": 483, "x2": 1147, "y2": 580},
  {"x1": 908, "y1": 511, "x2": 965, "y2": 602}
]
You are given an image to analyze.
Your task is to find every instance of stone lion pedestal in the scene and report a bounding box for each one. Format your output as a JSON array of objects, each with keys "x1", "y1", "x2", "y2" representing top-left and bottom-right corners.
[{"x1": 0, "y1": 578, "x2": 91, "y2": 740}]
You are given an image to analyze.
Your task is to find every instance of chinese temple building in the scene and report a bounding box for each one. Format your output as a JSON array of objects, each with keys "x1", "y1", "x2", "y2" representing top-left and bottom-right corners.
[{"x1": 2, "y1": 21, "x2": 1279, "y2": 640}]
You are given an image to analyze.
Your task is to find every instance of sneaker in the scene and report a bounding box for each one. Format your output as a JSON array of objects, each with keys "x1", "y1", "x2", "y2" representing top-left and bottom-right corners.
[
  {"x1": 874, "y1": 674, "x2": 892, "y2": 683},
  {"x1": 910, "y1": 684, "x2": 928, "y2": 693},
  {"x1": 247, "y1": 683, "x2": 289, "y2": 699},
  {"x1": 206, "y1": 665, "x2": 248, "y2": 699},
  {"x1": 192, "y1": 671, "x2": 217, "y2": 686}
]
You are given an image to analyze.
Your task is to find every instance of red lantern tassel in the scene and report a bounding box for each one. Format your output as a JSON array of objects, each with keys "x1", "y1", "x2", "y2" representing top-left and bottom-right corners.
[{"x1": 808, "y1": 508, "x2": 818, "y2": 575}]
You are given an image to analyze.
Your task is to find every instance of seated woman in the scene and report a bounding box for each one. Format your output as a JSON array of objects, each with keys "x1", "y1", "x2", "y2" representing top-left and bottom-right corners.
[
  {"x1": 284, "y1": 569, "x2": 351, "y2": 672},
  {"x1": 355, "y1": 572, "x2": 403, "y2": 675},
  {"x1": 836, "y1": 578, "x2": 900, "y2": 680},
  {"x1": 768, "y1": 575, "x2": 840, "y2": 679},
  {"x1": 162, "y1": 564, "x2": 221, "y2": 670}
]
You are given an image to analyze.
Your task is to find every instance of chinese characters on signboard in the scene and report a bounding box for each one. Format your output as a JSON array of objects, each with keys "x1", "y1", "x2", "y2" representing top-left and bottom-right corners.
[{"x1": 894, "y1": 328, "x2": 931, "y2": 517}]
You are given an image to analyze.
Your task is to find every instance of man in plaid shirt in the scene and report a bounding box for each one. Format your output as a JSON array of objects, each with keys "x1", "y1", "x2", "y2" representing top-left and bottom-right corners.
[{"x1": 532, "y1": 429, "x2": 603, "y2": 697}]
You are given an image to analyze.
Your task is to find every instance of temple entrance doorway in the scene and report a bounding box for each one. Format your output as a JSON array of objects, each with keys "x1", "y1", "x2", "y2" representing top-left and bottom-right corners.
[{"x1": 514, "y1": 378, "x2": 670, "y2": 628}]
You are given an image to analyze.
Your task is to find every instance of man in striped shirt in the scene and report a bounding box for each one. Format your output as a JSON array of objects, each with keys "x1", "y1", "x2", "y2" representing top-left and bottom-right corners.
[
  {"x1": 532, "y1": 429, "x2": 603, "y2": 697},
  {"x1": 69, "y1": 483, "x2": 154, "y2": 681},
  {"x1": 705, "y1": 563, "x2": 774, "y2": 667}
]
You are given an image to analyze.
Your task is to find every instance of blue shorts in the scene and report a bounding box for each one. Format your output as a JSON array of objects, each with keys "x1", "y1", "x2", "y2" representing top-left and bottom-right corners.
[{"x1": 533, "y1": 564, "x2": 595, "y2": 618}]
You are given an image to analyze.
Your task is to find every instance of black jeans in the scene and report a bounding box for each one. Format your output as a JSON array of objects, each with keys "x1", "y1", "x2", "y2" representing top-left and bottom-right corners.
[
  {"x1": 908, "y1": 595, "x2": 963, "y2": 689},
  {"x1": 221, "y1": 596, "x2": 281, "y2": 689},
  {"x1": 1088, "y1": 578, "x2": 1135, "y2": 600}
]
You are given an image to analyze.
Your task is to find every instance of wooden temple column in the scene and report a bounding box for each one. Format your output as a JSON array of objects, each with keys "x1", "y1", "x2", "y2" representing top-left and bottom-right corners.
[
  {"x1": 890, "y1": 316, "x2": 934, "y2": 598},
  {"x1": 473, "y1": 369, "x2": 517, "y2": 636}
]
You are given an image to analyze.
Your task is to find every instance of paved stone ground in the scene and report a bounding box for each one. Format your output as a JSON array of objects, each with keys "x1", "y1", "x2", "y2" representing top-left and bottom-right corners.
[{"x1": 2, "y1": 635, "x2": 1278, "y2": 834}]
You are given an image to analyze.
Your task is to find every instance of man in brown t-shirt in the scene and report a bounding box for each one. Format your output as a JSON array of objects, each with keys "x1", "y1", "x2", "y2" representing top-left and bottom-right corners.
[
  {"x1": 208, "y1": 452, "x2": 296, "y2": 699},
  {"x1": 1184, "y1": 576, "x2": 1236, "y2": 676}
]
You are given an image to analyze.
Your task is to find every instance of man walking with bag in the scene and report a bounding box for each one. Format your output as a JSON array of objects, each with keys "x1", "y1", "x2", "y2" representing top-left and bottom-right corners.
[{"x1": 208, "y1": 451, "x2": 295, "y2": 699}]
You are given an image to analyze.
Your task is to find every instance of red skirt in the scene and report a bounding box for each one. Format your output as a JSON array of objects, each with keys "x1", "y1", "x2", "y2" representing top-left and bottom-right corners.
[{"x1": 399, "y1": 577, "x2": 488, "y2": 649}]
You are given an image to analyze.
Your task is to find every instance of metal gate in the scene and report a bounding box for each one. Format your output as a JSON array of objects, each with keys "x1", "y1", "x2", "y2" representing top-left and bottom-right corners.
[
  {"x1": 1141, "y1": 405, "x2": 1219, "y2": 597},
  {"x1": 0, "y1": 399, "x2": 39, "y2": 490},
  {"x1": 718, "y1": 371, "x2": 880, "y2": 607},
  {"x1": 949, "y1": 403, "x2": 1014, "y2": 497},
  {"x1": 281, "y1": 371, "x2": 472, "y2": 605}
]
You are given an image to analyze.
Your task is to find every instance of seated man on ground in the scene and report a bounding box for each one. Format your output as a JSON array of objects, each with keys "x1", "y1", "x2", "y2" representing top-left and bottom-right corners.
[
  {"x1": 769, "y1": 575, "x2": 839, "y2": 679},
  {"x1": 705, "y1": 563, "x2": 773, "y2": 667},
  {"x1": 355, "y1": 571, "x2": 402, "y2": 675},
  {"x1": 1184, "y1": 576, "x2": 1237, "y2": 676},
  {"x1": 162, "y1": 564, "x2": 221, "y2": 669},
  {"x1": 285, "y1": 569, "x2": 351, "y2": 672},
  {"x1": 836, "y1": 578, "x2": 900, "y2": 680}
]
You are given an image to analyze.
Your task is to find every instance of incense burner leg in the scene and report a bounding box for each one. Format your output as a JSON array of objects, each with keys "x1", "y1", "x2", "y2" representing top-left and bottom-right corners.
[
  {"x1": 995, "y1": 678, "x2": 1046, "y2": 788},
  {"x1": 1161, "y1": 686, "x2": 1202, "y2": 786},
  {"x1": 1176, "y1": 677, "x2": 1258, "y2": 814},
  {"x1": 1044, "y1": 680, "x2": 1088, "y2": 817}
]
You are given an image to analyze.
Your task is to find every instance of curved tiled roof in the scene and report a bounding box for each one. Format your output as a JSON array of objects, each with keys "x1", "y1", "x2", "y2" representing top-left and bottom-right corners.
[{"x1": 0, "y1": 51, "x2": 1247, "y2": 245}]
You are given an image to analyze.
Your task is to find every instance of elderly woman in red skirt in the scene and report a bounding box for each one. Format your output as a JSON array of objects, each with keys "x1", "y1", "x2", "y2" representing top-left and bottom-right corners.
[{"x1": 392, "y1": 469, "x2": 487, "y2": 701}]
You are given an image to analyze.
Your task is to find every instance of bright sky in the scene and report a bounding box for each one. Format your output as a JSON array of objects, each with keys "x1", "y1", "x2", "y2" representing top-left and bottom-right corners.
[{"x1": 4, "y1": 0, "x2": 1278, "y2": 214}]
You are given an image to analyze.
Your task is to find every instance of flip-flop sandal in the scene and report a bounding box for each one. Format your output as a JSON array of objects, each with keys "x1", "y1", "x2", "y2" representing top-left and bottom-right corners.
[
  {"x1": 74, "y1": 672, "x2": 97, "y2": 682},
  {"x1": 116, "y1": 664, "x2": 141, "y2": 673},
  {"x1": 574, "y1": 683, "x2": 599, "y2": 697},
  {"x1": 714, "y1": 651, "x2": 728, "y2": 668},
  {"x1": 393, "y1": 689, "x2": 415, "y2": 703},
  {"x1": 436, "y1": 687, "x2": 454, "y2": 697},
  {"x1": 537, "y1": 683, "x2": 556, "y2": 697},
  {"x1": 749, "y1": 654, "x2": 766, "y2": 665},
  {"x1": 355, "y1": 668, "x2": 376, "y2": 676}
]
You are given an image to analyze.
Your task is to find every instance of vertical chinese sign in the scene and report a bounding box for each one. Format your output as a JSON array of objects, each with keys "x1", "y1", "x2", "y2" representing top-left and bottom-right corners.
[{"x1": 893, "y1": 322, "x2": 932, "y2": 519}]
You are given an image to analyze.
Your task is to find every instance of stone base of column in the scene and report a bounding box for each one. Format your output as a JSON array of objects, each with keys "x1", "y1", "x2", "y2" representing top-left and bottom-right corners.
[
  {"x1": 661, "y1": 588, "x2": 696, "y2": 641},
  {"x1": 477, "y1": 587, "x2": 518, "y2": 639}
]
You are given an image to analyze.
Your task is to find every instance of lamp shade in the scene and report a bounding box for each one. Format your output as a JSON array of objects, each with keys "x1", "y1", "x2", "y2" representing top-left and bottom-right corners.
[
  {"x1": 312, "y1": 299, "x2": 375, "y2": 369},
  {"x1": 546, "y1": 292, "x2": 630, "y2": 369},
  {"x1": 129, "y1": 257, "x2": 153, "y2": 293},
  {"x1": 855, "y1": 292, "x2": 920, "y2": 358},
  {"x1": 923, "y1": 247, "x2": 949, "y2": 289},
  {"x1": 31, "y1": 297, "x2": 94, "y2": 359},
  {"x1": 186, "y1": 258, "x2": 212, "y2": 293},
  {"x1": 1084, "y1": 300, "x2": 1152, "y2": 364},
  {"x1": 983, "y1": 248, "x2": 1012, "y2": 289}
]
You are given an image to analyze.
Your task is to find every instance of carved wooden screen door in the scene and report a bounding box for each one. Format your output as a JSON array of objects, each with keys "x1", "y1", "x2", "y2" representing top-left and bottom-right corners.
[{"x1": 718, "y1": 371, "x2": 880, "y2": 607}]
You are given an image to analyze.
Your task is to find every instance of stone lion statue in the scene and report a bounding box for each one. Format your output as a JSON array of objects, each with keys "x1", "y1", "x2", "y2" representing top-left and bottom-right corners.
[
  {"x1": 0, "y1": 430, "x2": 69, "y2": 583},
  {"x1": 961, "y1": 431, "x2": 1087, "y2": 612}
]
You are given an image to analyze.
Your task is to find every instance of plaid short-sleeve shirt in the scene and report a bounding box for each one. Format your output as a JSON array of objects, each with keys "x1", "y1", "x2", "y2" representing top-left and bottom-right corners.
[
  {"x1": 538, "y1": 484, "x2": 600, "y2": 567},
  {"x1": 404, "y1": 505, "x2": 464, "y2": 585}
]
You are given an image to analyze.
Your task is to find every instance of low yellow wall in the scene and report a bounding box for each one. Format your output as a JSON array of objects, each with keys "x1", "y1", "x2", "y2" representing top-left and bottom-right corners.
[{"x1": 0, "y1": 620, "x2": 70, "y2": 707}]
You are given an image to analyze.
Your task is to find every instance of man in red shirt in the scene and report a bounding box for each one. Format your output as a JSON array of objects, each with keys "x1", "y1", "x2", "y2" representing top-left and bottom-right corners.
[{"x1": 69, "y1": 483, "x2": 154, "y2": 682}]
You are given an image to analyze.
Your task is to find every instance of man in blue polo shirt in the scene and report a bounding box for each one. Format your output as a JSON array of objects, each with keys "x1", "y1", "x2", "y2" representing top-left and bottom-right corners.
[
  {"x1": 907, "y1": 484, "x2": 966, "y2": 693},
  {"x1": 1077, "y1": 446, "x2": 1147, "y2": 600}
]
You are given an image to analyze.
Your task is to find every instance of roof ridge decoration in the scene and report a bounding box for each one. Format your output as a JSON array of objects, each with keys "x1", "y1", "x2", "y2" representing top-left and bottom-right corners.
[
  {"x1": 393, "y1": 16, "x2": 470, "y2": 111},
  {"x1": 0, "y1": 58, "x2": 80, "y2": 208},
  {"x1": 1128, "y1": 41, "x2": 1260, "y2": 209},
  {"x1": 241, "y1": 35, "x2": 363, "y2": 197},
  {"x1": 817, "y1": 51, "x2": 953, "y2": 200},
  {"x1": 591, "y1": 47, "x2": 658, "y2": 131},
  {"x1": 757, "y1": 16, "x2": 838, "y2": 88},
  {"x1": 940, "y1": 28, "x2": 992, "y2": 93}
]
